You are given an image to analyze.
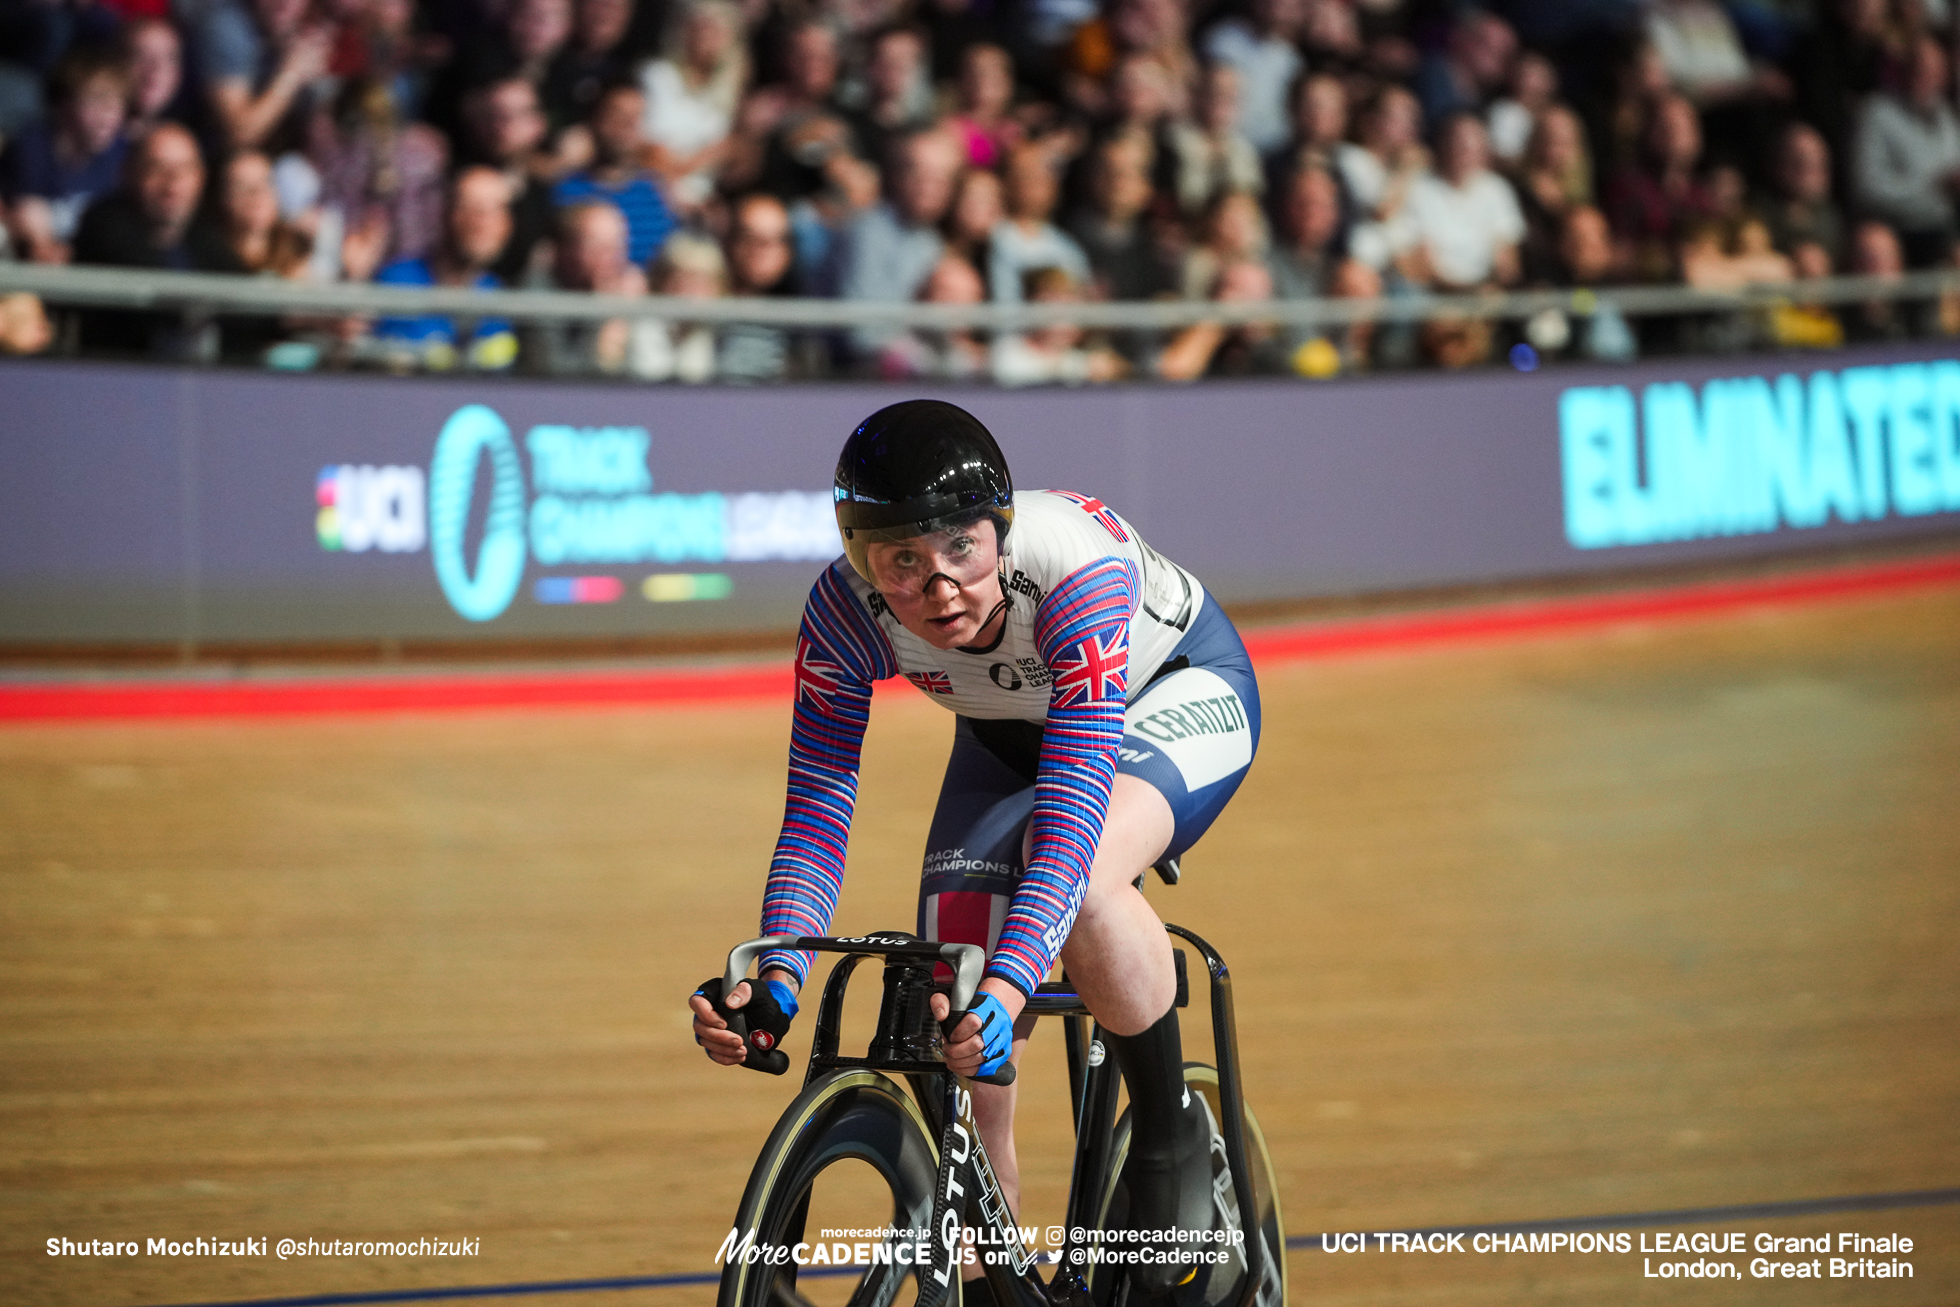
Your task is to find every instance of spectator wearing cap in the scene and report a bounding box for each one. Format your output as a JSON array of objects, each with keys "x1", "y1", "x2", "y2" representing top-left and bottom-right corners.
[
  {"x1": 639, "y1": 0, "x2": 745, "y2": 209},
  {"x1": 836, "y1": 128, "x2": 960, "y2": 356},
  {"x1": 1165, "y1": 62, "x2": 1263, "y2": 217},
  {"x1": 1852, "y1": 36, "x2": 1960, "y2": 269},
  {"x1": 2, "y1": 48, "x2": 130, "y2": 263},
  {"x1": 194, "y1": 0, "x2": 335, "y2": 153},
  {"x1": 1756, "y1": 122, "x2": 1843, "y2": 268},
  {"x1": 553, "y1": 82, "x2": 678, "y2": 266},
  {"x1": 524, "y1": 198, "x2": 647, "y2": 375},
  {"x1": 371, "y1": 165, "x2": 519, "y2": 370},
  {"x1": 989, "y1": 144, "x2": 1090, "y2": 302},
  {"x1": 1398, "y1": 112, "x2": 1523, "y2": 291},
  {"x1": 72, "y1": 122, "x2": 241, "y2": 357},
  {"x1": 1201, "y1": 0, "x2": 1304, "y2": 157}
]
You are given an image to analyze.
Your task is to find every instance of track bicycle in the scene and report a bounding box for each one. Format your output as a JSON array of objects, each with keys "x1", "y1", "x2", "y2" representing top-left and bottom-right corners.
[{"x1": 706, "y1": 874, "x2": 1286, "y2": 1307}]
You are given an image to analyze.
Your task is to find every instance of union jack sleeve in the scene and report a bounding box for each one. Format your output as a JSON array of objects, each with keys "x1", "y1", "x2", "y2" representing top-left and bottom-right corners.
[
  {"x1": 758, "y1": 565, "x2": 898, "y2": 984},
  {"x1": 985, "y1": 558, "x2": 1139, "y2": 996}
]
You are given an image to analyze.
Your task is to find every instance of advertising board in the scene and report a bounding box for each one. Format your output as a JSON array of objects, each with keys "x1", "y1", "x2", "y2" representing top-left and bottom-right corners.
[{"x1": 2, "y1": 343, "x2": 1956, "y2": 645}]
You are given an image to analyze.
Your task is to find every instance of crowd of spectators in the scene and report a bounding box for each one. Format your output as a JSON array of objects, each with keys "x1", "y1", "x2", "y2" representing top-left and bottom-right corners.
[{"x1": 2, "y1": 0, "x2": 1959, "y2": 380}]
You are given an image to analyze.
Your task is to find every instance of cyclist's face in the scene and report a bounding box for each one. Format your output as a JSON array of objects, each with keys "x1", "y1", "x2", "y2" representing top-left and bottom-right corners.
[{"x1": 867, "y1": 522, "x2": 1005, "y2": 649}]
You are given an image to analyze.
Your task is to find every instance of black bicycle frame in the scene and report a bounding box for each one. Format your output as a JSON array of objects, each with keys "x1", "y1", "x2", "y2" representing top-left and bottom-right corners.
[{"x1": 738, "y1": 927, "x2": 1270, "y2": 1307}]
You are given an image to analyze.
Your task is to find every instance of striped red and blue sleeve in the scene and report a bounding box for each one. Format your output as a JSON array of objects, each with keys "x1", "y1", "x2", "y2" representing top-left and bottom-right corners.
[
  {"x1": 758, "y1": 564, "x2": 898, "y2": 984},
  {"x1": 985, "y1": 558, "x2": 1139, "y2": 996}
]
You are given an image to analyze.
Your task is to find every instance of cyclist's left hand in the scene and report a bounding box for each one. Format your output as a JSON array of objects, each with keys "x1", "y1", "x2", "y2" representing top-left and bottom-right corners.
[{"x1": 931, "y1": 983, "x2": 1022, "y2": 1078}]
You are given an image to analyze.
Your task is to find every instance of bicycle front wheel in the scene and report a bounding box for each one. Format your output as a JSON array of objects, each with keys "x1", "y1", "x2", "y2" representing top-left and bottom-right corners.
[{"x1": 717, "y1": 1069, "x2": 943, "y2": 1307}]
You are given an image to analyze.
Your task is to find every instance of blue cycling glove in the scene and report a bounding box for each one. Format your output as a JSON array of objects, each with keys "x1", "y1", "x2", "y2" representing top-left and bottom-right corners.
[{"x1": 953, "y1": 991, "x2": 1015, "y2": 1078}]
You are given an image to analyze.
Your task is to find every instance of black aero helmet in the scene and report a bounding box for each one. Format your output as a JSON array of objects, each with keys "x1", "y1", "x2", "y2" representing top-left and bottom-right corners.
[{"x1": 834, "y1": 399, "x2": 1013, "y2": 582}]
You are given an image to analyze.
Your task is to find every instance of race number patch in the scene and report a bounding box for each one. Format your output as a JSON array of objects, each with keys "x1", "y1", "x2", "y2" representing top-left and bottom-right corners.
[{"x1": 1123, "y1": 669, "x2": 1253, "y2": 791}]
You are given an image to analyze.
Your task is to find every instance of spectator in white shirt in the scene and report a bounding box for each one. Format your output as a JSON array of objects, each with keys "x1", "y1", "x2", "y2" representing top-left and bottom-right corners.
[
  {"x1": 1399, "y1": 112, "x2": 1524, "y2": 290},
  {"x1": 1340, "y1": 83, "x2": 1427, "y2": 270},
  {"x1": 1201, "y1": 0, "x2": 1305, "y2": 156},
  {"x1": 988, "y1": 143, "x2": 1091, "y2": 301},
  {"x1": 1852, "y1": 35, "x2": 1960, "y2": 268},
  {"x1": 1485, "y1": 50, "x2": 1556, "y2": 167},
  {"x1": 991, "y1": 266, "x2": 1127, "y2": 386},
  {"x1": 639, "y1": 0, "x2": 747, "y2": 209}
]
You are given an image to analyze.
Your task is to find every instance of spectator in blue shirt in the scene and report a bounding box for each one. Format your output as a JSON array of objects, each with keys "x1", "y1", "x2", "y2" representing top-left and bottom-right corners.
[
  {"x1": 553, "y1": 81, "x2": 678, "y2": 267},
  {"x1": 371, "y1": 165, "x2": 519, "y2": 370},
  {"x1": 2, "y1": 49, "x2": 130, "y2": 264}
]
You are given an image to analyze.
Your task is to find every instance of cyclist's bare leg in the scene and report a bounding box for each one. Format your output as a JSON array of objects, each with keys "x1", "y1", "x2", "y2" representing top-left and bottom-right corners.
[
  {"x1": 1054, "y1": 775, "x2": 1178, "y2": 1036},
  {"x1": 963, "y1": 775, "x2": 1177, "y2": 1232}
]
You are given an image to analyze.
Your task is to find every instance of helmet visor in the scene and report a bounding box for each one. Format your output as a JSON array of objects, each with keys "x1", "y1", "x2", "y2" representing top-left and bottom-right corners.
[
  {"x1": 856, "y1": 520, "x2": 1002, "y2": 596},
  {"x1": 835, "y1": 494, "x2": 1012, "y2": 584}
]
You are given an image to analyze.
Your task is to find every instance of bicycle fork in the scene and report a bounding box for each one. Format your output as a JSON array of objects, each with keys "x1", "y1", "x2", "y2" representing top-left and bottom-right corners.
[{"x1": 925, "y1": 1076, "x2": 1047, "y2": 1306}]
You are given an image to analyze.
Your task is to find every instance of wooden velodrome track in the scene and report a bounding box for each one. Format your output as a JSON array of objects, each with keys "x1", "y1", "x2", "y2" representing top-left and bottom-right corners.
[{"x1": 3, "y1": 555, "x2": 1958, "y2": 1307}]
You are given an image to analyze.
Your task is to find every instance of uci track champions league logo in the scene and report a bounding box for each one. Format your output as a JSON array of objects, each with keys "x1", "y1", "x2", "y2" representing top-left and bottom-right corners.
[{"x1": 319, "y1": 403, "x2": 838, "y2": 622}]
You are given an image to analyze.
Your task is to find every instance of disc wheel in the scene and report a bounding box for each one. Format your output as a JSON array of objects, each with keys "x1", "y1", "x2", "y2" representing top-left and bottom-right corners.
[
  {"x1": 718, "y1": 1070, "x2": 943, "y2": 1307},
  {"x1": 1089, "y1": 1064, "x2": 1286, "y2": 1307}
]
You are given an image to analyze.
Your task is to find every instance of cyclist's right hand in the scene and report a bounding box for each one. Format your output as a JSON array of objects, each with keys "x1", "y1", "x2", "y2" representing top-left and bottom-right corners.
[{"x1": 691, "y1": 974, "x2": 799, "y2": 1067}]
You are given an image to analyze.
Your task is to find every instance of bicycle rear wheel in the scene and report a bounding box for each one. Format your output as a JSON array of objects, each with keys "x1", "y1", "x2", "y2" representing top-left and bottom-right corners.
[
  {"x1": 1090, "y1": 1063, "x2": 1286, "y2": 1307},
  {"x1": 718, "y1": 1069, "x2": 943, "y2": 1307}
]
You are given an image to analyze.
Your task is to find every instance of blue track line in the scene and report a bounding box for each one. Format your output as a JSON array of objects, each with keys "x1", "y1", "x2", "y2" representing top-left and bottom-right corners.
[{"x1": 143, "y1": 1187, "x2": 1960, "y2": 1307}]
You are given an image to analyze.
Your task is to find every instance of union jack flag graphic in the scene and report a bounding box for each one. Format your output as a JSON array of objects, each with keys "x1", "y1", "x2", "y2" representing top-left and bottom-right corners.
[
  {"x1": 905, "y1": 670, "x2": 955, "y2": 695},
  {"x1": 1050, "y1": 630, "x2": 1127, "y2": 707},
  {"x1": 1052, "y1": 491, "x2": 1131, "y2": 542},
  {"x1": 795, "y1": 637, "x2": 846, "y2": 714}
]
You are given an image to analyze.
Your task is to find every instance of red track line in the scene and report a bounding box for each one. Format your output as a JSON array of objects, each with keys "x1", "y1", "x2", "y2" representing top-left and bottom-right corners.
[
  {"x1": 1237, "y1": 549, "x2": 1960, "y2": 664},
  {"x1": 2, "y1": 551, "x2": 1956, "y2": 724}
]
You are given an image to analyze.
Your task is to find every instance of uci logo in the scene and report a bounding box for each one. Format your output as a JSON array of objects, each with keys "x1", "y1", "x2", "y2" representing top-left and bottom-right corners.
[
  {"x1": 989, "y1": 663, "x2": 1021, "y2": 690},
  {"x1": 317, "y1": 465, "x2": 426, "y2": 553},
  {"x1": 428, "y1": 405, "x2": 528, "y2": 622}
]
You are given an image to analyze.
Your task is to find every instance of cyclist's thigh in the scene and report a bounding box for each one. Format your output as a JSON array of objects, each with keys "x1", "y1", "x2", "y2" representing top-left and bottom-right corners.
[
  {"x1": 919, "y1": 717, "x2": 1035, "y2": 956},
  {"x1": 1117, "y1": 601, "x2": 1262, "y2": 862}
]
